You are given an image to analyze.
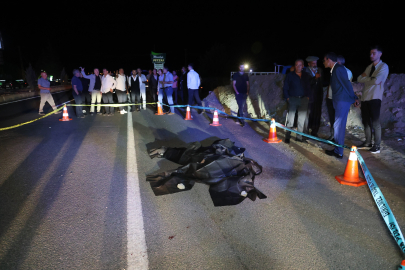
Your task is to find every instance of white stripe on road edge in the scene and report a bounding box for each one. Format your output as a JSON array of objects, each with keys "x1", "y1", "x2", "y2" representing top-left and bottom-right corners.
[
  {"x1": 0, "y1": 91, "x2": 69, "y2": 106},
  {"x1": 127, "y1": 106, "x2": 149, "y2": 269}
]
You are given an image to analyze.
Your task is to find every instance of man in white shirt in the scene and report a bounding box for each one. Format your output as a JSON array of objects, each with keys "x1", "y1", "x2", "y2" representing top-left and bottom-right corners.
[
  {"x1": 357, "y1": 45, "x2": 389, "y2": 154},
  {"x1": 325, "y1": 55, "x2": 353, "y2": 140},
  {"x1": 115, "y1": 68, "x2": 128, "y2": 114},
  {"x1": 80, "y1": 67, "x2": 103, "y2": 115},
  {"x1": 101, "y1": 68, "x2": 116, "y2": 116},
  {"x1": 187, "y1": 63, "x2": 202, "y2": 114}
]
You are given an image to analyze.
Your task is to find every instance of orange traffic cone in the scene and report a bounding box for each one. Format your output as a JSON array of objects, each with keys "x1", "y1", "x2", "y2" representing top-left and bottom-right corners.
[
  {"x1": 263, "y1": 118, "x2": 281, "y2": 143},
  {"x1": 59, "y1": 105, "x2": 72, "y2": 121},
  {"x1": 400, "y1": 260, "x2": 405, "y2": 269},
  {"x1": 335, "y1": 146, "x2": 367, "y2": 187},
  {"x1": 184, "y1": 106, "x2": 193, "y2": 120},
  {"x1": 210, "y1": 110, "x2": 222, "y2": 126},
  {"x1": 155, "y1": 102, "x2": 164, "y2": 115}
]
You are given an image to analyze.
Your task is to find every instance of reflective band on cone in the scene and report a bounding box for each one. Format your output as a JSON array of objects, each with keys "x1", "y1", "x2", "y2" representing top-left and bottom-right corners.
[
  {"x1": 263, "y1": 118, "x2": 281, "y2": 143},
  {"x1": 155, "y1": 102, "x2": 164, "y2": 115},
  {"x1": 184, "y1": 106, "x2": 193, "y2": 120},
  {"x1": 210, "y1": 110, "x2": 222, "y2": 126},
  {"x1": 335, "y1": 146, "x2": 367, "y2": 187},
  {"x1": 59, "y1": 105, "x2": 72, "y2": 121}
]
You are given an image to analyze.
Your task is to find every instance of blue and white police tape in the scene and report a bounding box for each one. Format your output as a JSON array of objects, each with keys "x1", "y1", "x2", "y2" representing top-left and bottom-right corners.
[{"x1": 356, "y1": 151, "x2": 405, "y2": 255}]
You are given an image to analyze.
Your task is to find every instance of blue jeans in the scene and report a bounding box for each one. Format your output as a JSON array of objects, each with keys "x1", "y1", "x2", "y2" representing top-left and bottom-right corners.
[
  {"x1": 158, "y1": 87, "x2": 174, "y2": 113},
  {"x1": 73, "y1": 91, "x2": 83, "y2": 117},
  {"x1": 333, "y1": 100, "x2": 352, "y2": 155}
]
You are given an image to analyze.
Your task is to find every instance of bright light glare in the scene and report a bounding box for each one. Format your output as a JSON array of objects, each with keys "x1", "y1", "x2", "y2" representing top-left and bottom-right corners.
[{"x1": 244, "y1": 64, "x2": 248, "y2": 69}]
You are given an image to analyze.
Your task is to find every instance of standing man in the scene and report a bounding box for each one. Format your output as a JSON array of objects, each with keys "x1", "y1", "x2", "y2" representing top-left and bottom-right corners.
[
  {"x1": 172, "y1": 70, "x2": 179, "y2": 104},
  {"x1": 115, "y1": 68, "x2": 128, "y2": 114},
  {"x1": 303, "y1": 56, "x2": 323, "y2": 137},
  {"x1": 79, "y1": 72, "x2": 91, "y2": 115},
  {"x1": 71, "y1": 69, "x2": 84, "y2": 118},
  {"x1": 283, "y1": 59, "x2": 310, "y2": 143},
  {"x1": 357, "y1": 46, "x2": 389, "y2": 154},
  {"x1": 101, "y1": 68, "x2": 116, "y2": 116},
  {"x1": 323, "y1": 52, "x2": 359, "y2": 158},
  {"x1": 179, "y1": 66, "x2": 187, "y2": 104},
  {"x1": 232, "y1": 64, "x2": 250, "y2": 127},
  {"x1": 80, "y1": 67, "x2": 103, "y2": 116},
  {"x1": 187, "y1": 63, "x2": 202, "y2": 114},
  {"x1": 148, "y1": 69, "x2": 159, "y2": 104},
  {"x1": 160, "y1": 66, "x2": 175, "y2": 115},
  {"x1": 135, "y1": 68, "x2": 147, "y2": 110},
  {"x1": 325, "y1": 56, "x2": 353, "y2": 140},
  {"x1": 128, "y1": 69, "x2": 141, "y2": 112},
  {"x1": 38, "y1": 71, "x2": 62, "y2": 115}
]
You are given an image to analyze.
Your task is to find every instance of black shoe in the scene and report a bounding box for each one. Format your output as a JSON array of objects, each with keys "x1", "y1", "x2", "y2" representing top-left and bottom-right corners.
[
  {"x1": 198, "y1": 109, "x2": 203, "y2": 114},
  {"x1": 90, "y1": 112, "x2": 94, "y2": 116},
  {"x1": 357, "y1": 142, "x2": 372, "y2": 149},
  {"x1": 369, "y1": 145, "x2": 380, "y2": 154},
  {"x1": 325, "y1": 149, "x2": 343, "y2": 159},
  {"x1": 296, "y1": 138, "x2": 308, "y2": 143},
  {"x1": 285, "y1": 131, "x2": 291, "y2": 144}
]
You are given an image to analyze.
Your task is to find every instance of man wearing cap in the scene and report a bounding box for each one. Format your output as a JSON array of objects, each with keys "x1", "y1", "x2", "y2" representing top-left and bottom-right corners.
[{"x1": 303, "y1": 56, "x2": 324, "y2": 137}]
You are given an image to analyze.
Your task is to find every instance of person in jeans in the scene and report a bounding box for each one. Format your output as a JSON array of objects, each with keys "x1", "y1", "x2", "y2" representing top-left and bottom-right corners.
[
  {"x1": 187, "y1": 63, "x2": 202, "y2": 114},
  {"x1": 115, "y1": 68, "x2": 128, "y2": 114},
  {"x1": 101, "y1": 68, "x2": 116, "y2": 116},
  {"x1": 172, "y1": 70, "x2": 179, "y2": 104},
  {"x1": 283, "y1": 59, "x2": 311, "y2": 143},
  {"x1": 232, "y1": 64, "x2": 250, "y2": 127},
  {"x1": 325, "y1": 55, "x2": 353, "y2": 140},
  {"x1": 159, "y1": 66, "x2": 175, "y2": 115},
  {"x1": 71, "y1": 69, "x2": 84, "y2": 118},
  {"x1": 38, "y1": 71, "x2": 62, "y2": 115},
  {"x1": 80, "y1": 67, "x2": 103, "y2": 115},
  {"x1": 357, "y1": 46, "x2": 389, "y2": 154},
  {"x1": 323, "y1": 52, "x2": 359, "y2": 158}
]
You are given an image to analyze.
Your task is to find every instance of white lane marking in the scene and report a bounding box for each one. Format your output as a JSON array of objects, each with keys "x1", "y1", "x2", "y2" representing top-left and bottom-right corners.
[
  {"x1": 127, "y1": 107, "x2": 149, "y2": 269},
  {"x1": 0, "y1": 91, "x2": 69, "y2": 106}
]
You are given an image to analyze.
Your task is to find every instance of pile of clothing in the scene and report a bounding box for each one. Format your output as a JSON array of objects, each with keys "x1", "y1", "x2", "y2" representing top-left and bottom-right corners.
[{"x1": 147, "y1": 139, "x2": 266, "y2": 206}]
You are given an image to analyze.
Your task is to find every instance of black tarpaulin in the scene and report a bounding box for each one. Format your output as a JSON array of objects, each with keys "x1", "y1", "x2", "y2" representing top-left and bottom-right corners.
[{"x1": 146, "y1": 139, "x2": 266, "y2": 206}]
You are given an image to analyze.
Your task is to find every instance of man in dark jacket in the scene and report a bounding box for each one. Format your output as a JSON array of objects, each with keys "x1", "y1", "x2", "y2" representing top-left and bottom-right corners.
[
  {"x1": 323, "y1": 52, "x2": 359, "y2": 158},
  {"x1": 283, "y1": 59, "x2": 311, "y2": 143},
  {"x1": 303, "y1": 56, "x2": 323, "y2": 137},
  {"x1": 148, "y1": 69, "x2": 158, "y2": 103}
]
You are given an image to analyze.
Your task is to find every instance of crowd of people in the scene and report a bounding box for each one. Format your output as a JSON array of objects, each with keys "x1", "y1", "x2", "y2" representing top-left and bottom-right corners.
[
  {"x1": 37, "y1": 45, "x2": 389, "y2": 157},
  {"x1": 280, "y1": 46, "x2": 388, "y2": 156},
  {"x1": 37, "y1": 64, "x2": 203, "y2": 118}
]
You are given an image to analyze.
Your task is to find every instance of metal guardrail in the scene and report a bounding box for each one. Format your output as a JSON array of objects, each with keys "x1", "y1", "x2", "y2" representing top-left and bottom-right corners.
[{"x1": 230, "y1": 71, "x2": 278, "y2": 80}]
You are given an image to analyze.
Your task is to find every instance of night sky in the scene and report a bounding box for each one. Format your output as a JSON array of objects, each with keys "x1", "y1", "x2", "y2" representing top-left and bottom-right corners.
[{"x1": 0, "y1": 2, "x2": 400, "y2": 80}]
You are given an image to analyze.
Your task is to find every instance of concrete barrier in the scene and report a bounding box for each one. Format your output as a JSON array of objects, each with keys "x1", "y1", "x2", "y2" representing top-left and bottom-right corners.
[{"x1": 0, "y1": 85, "x2": 72, "y2": 104}]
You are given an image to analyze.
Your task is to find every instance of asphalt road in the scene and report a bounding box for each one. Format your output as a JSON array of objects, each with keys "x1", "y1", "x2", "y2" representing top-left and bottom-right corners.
[{"x1": 0, "y1": 91, "x2": 404, "y2": 269}]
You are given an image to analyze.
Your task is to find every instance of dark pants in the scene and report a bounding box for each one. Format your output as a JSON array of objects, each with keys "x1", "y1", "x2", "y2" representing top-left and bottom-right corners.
[
  {"x1": 130, "y1": 90, "x2": 141, "y2": 111},
  {"x1": 361, "y1": 99, "x2": 381, "y2": 146},
  {"x1": 286, "y1": 97, "x2": 309, "y2": 140},
  {"x1": 73, "y1": 91, "x2": 83, "y2": 117},
  {"x1": 236, "y1": 94, "x2": 247, "y2": 124},
  {"x1": 81, "y1": 91, "x2": 91, "y2": 104},
  {"x1": 149, "y1": 87, "x2": 157, "y2": 103},
  {"x1": 307, "y1": 90, "x2": 323, "y2": 135},
  {"x1": 178, "y1": 82, "x2": 185, "y2": 104},
  {"x1": 102, "y1": 92, "x2": 114, "y2": 114},
  {"x1": 326, "y1": 98, "x2": 335, "y2": 135},
  {"x1": 188, "y1": 89, "x2": 202, "y2": 110},
  {"x1": 116, "y1": 90, "x2": 127, "y2": 111},
  {"x1": 333, "y1": 100, "x2": 352, "y2": 155},
  {"x1": 172, "y1": 87, "x2": 178, "y2": 104}
]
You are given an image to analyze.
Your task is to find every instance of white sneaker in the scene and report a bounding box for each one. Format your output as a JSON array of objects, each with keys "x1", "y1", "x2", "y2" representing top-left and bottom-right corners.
[
  {"x1": 120, "y1": 110, "x2": 125, "y2": 114},
  {"x1": 122, "y1": 109, "x2": 128, "y2": 114}
]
